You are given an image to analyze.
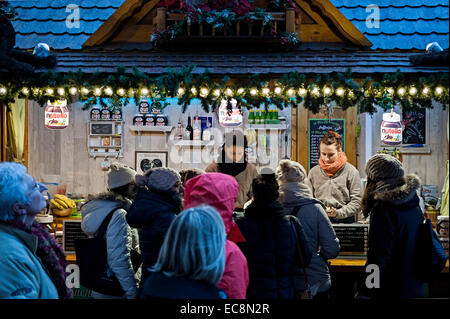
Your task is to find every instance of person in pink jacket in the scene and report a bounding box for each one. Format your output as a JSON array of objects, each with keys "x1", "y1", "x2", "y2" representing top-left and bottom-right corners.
[{"x1": 184, "y1": 172, "x2": 249, "y2": 299}]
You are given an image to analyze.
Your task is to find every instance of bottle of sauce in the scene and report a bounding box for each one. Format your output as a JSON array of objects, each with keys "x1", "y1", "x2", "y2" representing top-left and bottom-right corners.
[
  {"x1": 193, "y1": 115, "x2": 201, "y2": 140},
  {"x1": 175, "y1": 118, "x2": 184, "y2": 140}
]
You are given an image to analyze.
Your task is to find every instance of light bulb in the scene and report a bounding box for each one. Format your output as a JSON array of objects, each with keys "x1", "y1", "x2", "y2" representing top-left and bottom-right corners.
[
  {"x1": 298, "y1": 88, "x2": 307, "y2": 96},
  {"x1": 82, "y1": 88, "x2": 89, "y2": 95},
  {"x1": 69, "y1": 87, "x2": 77, "y2": 95},
  {"x1": 336, "y1": 88, "x2": 344, "y2": 96},
  {"x1": 398, "y1": 87, "x2": 405, "y2": 96},
  {"x1": 190, "y1": 87, "x2": 197, "y2": 95},
  {"x1": 0, "y1": 87, "x2": 6, "y2": 95},
  {"x1": 200, "y1": 87, "x2": 209, "y2": 97},
  {"x1": 387, "y1": 87, "x2": 394, "y2": 95},
  {"x1": 117, "y1": 88, "x2": 125, "y2": 96},
  {"x1": 213, "y1": 89, "x2": 221, "y2": 97},
  {"x1": 57, "y1": 88, "x2": 65, "y2": 96},
  {"x1": 94, "y1": 88, "x2": 102, "y2": 96},
  {"x1": 323, "y1": 87, "x2": 331, "y2": 96},
  {"x1": 225, "y1": 88, "x2": 233, "y2": 96},
  {"x1": 250, "y1": 88, "x2": 257, "y2": 96},
  {"x1": 105, "y1": 87, "x2": 113, "y2": 96},
  {"x1": 177, "y1": 88, "x2": 185, "y2": 95},
  {"x1": 409, "y1": 87, "x2": 417, "y2": 95},
  {"x1": 422, "y1": 87, "x2": 429, "y2": 95},
  {"x1": 312, "y1": 87, "x2": 319, "y2": 96},
  {"x1": 287, "y1": 88, "x2": 295, "y2": 96},
  {"x1": 237, "y1": 88, "x2": 245, "y2": 94},
  {"x1": 436, "y1": 87, "x2": 443, "y2": 95},
  {"x1": 46, "y1": 88, "x2": 54, "y2": 95},
  {"x1": 262, "y1": 88, "x2": 270, "y2": 95},
  {"x1": 141, "y1": 88, "x2": 149, "y2": 96},
  {"x1": 274, "y1": 87, "x2": 282, "y2": 95},
  {"x1": 22, "y1": 88, "x2": 30, "y2": 95}
]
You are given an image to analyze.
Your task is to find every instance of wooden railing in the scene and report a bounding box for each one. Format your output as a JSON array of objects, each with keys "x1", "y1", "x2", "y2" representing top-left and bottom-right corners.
[{"x1": 154, "y1": 7, "x2": 299, "y2": 41}]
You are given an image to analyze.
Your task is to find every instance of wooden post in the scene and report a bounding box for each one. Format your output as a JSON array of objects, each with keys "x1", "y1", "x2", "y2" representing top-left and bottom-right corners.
[
  {"x1": 155, "y1": 7, "x2": 166, "y2": 32},
  {"x1": 1, "y1": 104, "x2": 6, "y2": 162},
  {"x1": 286, "y1": 8, "x2": 296, "y2": 33},
  {"x1": 23, "y1": 99, "x2": 28, "y2": 168}
]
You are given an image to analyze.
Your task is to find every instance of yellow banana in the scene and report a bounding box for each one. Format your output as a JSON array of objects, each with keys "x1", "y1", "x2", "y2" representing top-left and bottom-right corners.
[
  {"x1": 54, "y1": 194, "x2": 76, "y2": 208},
  {"x1": 50, "y1": 199, "x2": 63, "y2": 209},
  {"x1": 54, "y1": 198, "x2": 69, "y2": 208}
]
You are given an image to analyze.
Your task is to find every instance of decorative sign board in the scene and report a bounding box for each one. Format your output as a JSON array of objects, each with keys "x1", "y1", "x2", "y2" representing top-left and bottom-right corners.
[
  {"x1": 308, "y1": 119, "x2": 345, "y2": 170},
  {"x1": 402, "y1": 108, "x2": 426, "y2": 145},
  {"x1": 332, "y1": 224, "x2": 369, "y2": 256}
]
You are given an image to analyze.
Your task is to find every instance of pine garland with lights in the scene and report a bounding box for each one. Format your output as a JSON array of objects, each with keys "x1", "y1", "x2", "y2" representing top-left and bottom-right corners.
[{"x1": 0, "y1": 66, "x2": 448, "y2": 114}]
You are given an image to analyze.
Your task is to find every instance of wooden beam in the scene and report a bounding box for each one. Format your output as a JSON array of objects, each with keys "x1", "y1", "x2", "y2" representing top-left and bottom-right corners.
[
  {"x1": 23, "y1": 99, "x2": 29, "y2": 168},
  {"x1": 155, "y1": 8, "x2": 166, "y2": 32},
  {"x1": 83, "y1": 0, "x2": 158, "y2": 47},
  {"x1": 1, "y1": 104, "x2": 6, "y2": 162},
  {"x1": 294, "y1": 0, "x2": 372, "y2": 47}
]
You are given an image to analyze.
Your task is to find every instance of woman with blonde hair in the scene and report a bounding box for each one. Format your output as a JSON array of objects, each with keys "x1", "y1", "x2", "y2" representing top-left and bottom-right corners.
[{"x1": 139, "y1": 205, "x2": 227, "y2": 299}]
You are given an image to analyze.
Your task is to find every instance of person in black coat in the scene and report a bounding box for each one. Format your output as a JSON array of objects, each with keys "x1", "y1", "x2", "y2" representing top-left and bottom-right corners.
[
  {"x1": 126, "y1": 167, "x2": 183, "y2": 285},
  {"x1": 236, "y1": 171, "x2": 312, "y2": 299},
  {"x1": 358, "y1": 154, "x2": 426, "y2": 299}
]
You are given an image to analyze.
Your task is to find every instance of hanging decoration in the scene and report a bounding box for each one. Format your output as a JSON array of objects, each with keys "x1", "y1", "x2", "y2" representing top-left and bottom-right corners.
[
  {"x1": 44, "y1": 100, "x2": 69, "y2": 130},
  {"x1": 0, "y1": 65, "x2": 448, "y2": 115},
  {"x1": 381, "y1": 110, "x2": 402, "y2": 146}
]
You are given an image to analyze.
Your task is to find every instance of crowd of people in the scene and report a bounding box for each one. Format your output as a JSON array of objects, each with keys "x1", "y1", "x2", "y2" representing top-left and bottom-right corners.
[{"x1": 0, "y1": 130, "x2": 431, "y2": 299}]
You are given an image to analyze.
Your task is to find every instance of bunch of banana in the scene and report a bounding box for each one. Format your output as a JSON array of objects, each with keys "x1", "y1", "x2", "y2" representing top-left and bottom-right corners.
[{"x1": 50, "y1": 194, "x2": 76, "y2": 209}]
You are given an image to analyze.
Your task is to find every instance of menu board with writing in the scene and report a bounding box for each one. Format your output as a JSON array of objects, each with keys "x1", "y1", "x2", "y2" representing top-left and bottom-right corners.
[
  {"x1": 308, "y1": 119, "x2": 345, "y2": 170},
  {"x1": 333, "y1": 224, "x2": 369, "y2": 256},
  {"x1": 402, "y1": 108, "x2": 426, "y2": 145}
]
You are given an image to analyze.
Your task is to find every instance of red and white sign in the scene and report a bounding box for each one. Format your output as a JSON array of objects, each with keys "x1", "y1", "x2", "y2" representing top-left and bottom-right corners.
[{"x1": 45, "y1": 100, "x2": 69, "y2": 130}]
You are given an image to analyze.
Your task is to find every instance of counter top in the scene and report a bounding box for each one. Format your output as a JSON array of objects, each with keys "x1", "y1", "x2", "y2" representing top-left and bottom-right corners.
[{"x1": 330, "y1": 258, "x2": 449, "y2": 273}]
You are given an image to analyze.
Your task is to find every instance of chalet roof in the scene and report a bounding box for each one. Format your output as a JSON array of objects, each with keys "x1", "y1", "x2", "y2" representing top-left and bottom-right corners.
[{"x1": 10, "y1": 0, "x2": 449, "y2": 50}]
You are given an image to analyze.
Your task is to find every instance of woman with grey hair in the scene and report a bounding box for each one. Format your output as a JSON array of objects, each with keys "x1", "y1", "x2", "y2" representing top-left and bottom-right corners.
[
  {"x1": 0, "y1": 162, "x2": 71, "y2": 299},
  {"x1": 277, "y1": 159, "x2": 340, "y2": 300},
  {"x1": 139, "y1": 205, "x2": 227, "y2": 299}
]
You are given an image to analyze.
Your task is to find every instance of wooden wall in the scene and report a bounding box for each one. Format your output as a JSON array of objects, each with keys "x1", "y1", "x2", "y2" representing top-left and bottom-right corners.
[{"x1": 27, "y1": 99, "x2": 292, "y2": 197}]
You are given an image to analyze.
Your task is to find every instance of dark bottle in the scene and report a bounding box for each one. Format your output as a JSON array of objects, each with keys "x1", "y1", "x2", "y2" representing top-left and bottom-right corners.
[{"x1": 184, "y1": 116, "x2": 193, "y2": 140}]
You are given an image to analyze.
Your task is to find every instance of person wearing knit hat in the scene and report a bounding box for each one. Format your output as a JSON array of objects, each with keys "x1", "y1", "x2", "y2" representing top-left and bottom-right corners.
[
  {"x1": 81, "y1": 162, "x2": 140, "y2": 299},
  {"x1": 276, "y1": 159, "x2": 340, "y2": 299},
  {"x1": 357, "y1": 153, "x2": 426, "y2": 299},
  {"x1": 127, "y1": 167, "x2": 183, "y2": 285},
  {"x1": 308, "y1": 131, "x2": 362, "y2": 224}
]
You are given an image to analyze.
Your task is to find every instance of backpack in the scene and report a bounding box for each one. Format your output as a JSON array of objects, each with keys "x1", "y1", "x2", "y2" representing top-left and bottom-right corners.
[
  {"x1": 414, "y1": 218, "x2": 447, "y2": 281},
  {"x1": 75, "y1": 209, "x2": 128, "y2": 296}
]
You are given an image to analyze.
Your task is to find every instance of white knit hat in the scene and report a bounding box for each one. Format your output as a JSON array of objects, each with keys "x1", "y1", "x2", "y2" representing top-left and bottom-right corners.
[
  {"x1": 107, "y1": 163, "x2": 137, "y2": 189},
  {"x1": 276, "y1": 159, "x2": 307, "y2": 183}
]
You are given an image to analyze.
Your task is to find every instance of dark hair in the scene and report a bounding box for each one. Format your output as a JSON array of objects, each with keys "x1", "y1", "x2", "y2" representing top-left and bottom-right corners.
[
  {"x1": 252, "y1": 171, "x2": 279, "y2": 204},
  {"x1": 179, "y1": 168, "x2": 205, "y2": 187},
  {"x1": 220, "y1": 130, "x2": 248, "y2": 164},
  {"x1": 320, "y1": 130, "x2": 343, "y2": 150}
]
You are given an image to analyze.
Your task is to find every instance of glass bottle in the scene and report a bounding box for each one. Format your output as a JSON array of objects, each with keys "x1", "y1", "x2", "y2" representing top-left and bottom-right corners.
[
  {"x1": 193, "y1": 115, "x2": 201, "y2": 141},
  {"x1": 248, "y1": 109, "x2": 255, "y2": 125},
  {"x1": 184, "y1": 116, "x2": 193, "y2": 140}
]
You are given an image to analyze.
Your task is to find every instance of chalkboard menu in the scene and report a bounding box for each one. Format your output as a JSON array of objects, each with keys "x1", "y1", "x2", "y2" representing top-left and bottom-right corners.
[
  {"x1": 308, "y1": 119, "x2": 345, "y2": 170},
  {"x1": 333, "y1": 224, "x2": 369, "y2": 256},
  {"x1": 402, "y1": 109, "x2": 426, "y2": 145},
  {"x1": 90, "y1": 122, "x2": 114, "y2": 135},
  {"x1": 63, "y1": 220, "x2": 88, "y2": 253}
]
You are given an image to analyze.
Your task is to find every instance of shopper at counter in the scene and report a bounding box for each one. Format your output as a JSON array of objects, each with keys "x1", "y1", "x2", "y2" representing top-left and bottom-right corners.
[
  {"x1": 81, "y1": 163, "x2": 140, "y2": 299},
  {"x1": 236, "y1": 171, "x2": 312, "y2": 299},
  {"x1": 206, "y1": 130, "x2": 259, "y2": 211},
  {"x1": 308, "y1": 131, "x2": 362, "y2": 223},
  {"x1": 358, "y1": 154, "x2": 426, "y2": 298},
  {"x1": 277, "y1": 159, "x2": 340, "y2": 300},
  {"x1": 0, "y1": 162, "x2": 71, "y2": 299},
  {"x1": 127, "y1": 167, "x2": 183, "y2": 285},
  {"x1": 139, "y1": 206, "x2": 227, "y2": 299},
  {"x1": 184, "y1": 173, "x2": 249, "y2": 299}
]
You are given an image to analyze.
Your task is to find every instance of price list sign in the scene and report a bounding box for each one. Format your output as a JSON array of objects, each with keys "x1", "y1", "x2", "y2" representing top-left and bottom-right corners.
[
  {"x1": 308, "y1": 119, "x2": 345, "y2": 171},
  {"x1": 333, "y1": 224, "x2": 369, "y2": 256}
]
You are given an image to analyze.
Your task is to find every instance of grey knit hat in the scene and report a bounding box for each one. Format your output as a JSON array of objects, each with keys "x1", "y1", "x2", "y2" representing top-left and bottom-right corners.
[
  {"x1": 107, "y1": 163, "x2": 137, "y2": 189},
  {"x1": 365, "y1": 153, "x2": 404, "y2": 182},
  {"x1": 136, "y1": 167, "x2": 181, "y2": 191},
  {"x1": 276, "y1": 159, "x2": 307, "y2": 183}
]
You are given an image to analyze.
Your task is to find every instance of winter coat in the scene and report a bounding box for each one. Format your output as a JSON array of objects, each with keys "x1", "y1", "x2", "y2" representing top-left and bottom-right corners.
[
  {"x1": 81, "y1": 193, "x2": 140, "y2": 299},
  {"x1": 236, "y1": 201, "x2": 313, "y2": 299},
  {"x1": 126, "y1": 187, "x2": 182, "y2": 283},
  {"x1": 308, "y1": 162, "x2": 362, "y2": 220},
  {"x1": 362, "y1": 175, "x2": 427, "y2": 298},
  {"x1": 184, "y1": 173, "x2": 249, "y2": 299},
  {"x1": 139, "y1": 271, "x2": 227, "y2": 299},
  {"x1": 0, "y1": 223, "x2": 59, "y2": 299},
  {"x1": 205, "y1": 162, "x2": 259, "y2": 209},
  {"x1": 279, "y1": 182, "x2": 340, "y2": 294}
]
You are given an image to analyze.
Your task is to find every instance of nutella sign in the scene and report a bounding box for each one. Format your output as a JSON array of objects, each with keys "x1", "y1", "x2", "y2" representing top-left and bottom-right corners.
[
  {"x1": 45, "y1": 100, "x2": 69, "y2": 130},
  {"x1": 381, "y1": 112, "x2": 402, "y2": 146}
]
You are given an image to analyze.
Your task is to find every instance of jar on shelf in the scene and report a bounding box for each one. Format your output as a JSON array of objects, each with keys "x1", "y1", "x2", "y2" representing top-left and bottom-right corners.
[
  {"x1": 133, "y1": 114, "x2": 145, "y2": 126},
  {"x1": 138, "y1": 100, "x2": 150, "y2": 114},
  {"x1": 144, "y1": 114, "x2": 156, "y2": 126},
  {"x1": 155, "y1": 114, "x2": 168, "y2": 126},
  {"x1": 111, "y1": 109, "x2": 122, "y2": 120},
  {"x1": 101, "y1": 108, "x2": 111, "y2": 120},
  {"x1": 90, "y1": 107, "x2": 101, "y2": 120}
]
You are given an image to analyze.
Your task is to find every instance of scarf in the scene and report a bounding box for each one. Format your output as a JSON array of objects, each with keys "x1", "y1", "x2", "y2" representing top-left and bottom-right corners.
[
  {"x1": 319, "y1": 152, "x2": 348, "y2": 177},
  {"x1": 4, "y1": 220, "x2": 72, "y2": 299},
  {"x1": 217, "y1": 149, "x2": 247, "y2": 177},
  {"x1": 278, "y1": 182, "x2": 313, "y2": 205},
  {"x1": 361, "y1": 177, "x2": 405, "y2": 217}
]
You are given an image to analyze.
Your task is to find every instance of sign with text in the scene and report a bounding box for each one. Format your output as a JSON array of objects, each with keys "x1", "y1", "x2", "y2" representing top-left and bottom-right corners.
[
  {"x1": 333, "y1": 224, "x2": 369, "y2": 256},
  {"x1": 308, "y1": 119, "x2": 345, "y2": 170},
  {"x1": 402, "y1": 108, "x2": 426, "y2": 145}
]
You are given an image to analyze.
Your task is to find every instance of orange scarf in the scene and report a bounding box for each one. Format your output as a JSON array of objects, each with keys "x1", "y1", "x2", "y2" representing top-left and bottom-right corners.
[{"x1": 319, "y1": 152, "x2": 348, "y2": 177}]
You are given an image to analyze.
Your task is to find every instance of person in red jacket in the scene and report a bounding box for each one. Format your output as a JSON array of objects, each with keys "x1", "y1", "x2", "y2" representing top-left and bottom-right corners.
[{"x1": 184, "y1": 172, "x2": 249, "y2": 299}]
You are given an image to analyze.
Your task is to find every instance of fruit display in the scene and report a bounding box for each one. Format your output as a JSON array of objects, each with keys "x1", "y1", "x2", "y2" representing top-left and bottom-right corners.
[{"x1": 50, "y1": 194, "x2": 76, "y2": 209}]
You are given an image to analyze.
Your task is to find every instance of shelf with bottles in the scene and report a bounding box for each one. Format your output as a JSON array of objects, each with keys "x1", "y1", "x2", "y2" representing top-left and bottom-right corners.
[
  {"x1": 87, "y1": 120, "x2": 124, "y2": 158},
  {"x1": 245, "y1": 124, "x2": 288, "y2": 130}
]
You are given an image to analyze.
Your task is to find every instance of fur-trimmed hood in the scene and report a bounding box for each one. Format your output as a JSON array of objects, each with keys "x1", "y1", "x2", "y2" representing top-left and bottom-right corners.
[
  {"x1": 81, "y1": 192, "x2": 132, "y2": 236},
  {"x1": 372, "y1": 174, "x2": 421, "y2": 205}
]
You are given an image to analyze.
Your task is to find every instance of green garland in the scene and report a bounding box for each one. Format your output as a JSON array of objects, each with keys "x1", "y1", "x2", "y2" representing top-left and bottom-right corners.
[{"x1": 0, "y1": 66, "x2": 448, "y2": 114}]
